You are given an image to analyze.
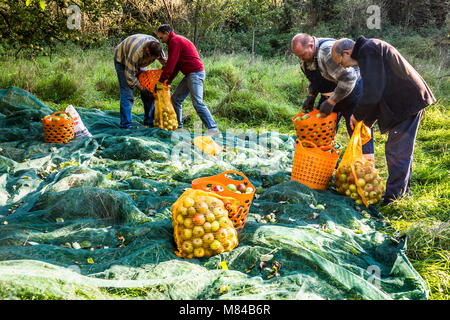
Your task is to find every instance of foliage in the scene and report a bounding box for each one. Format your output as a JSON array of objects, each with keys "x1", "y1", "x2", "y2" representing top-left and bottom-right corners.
[{"x1": 1, "y1": 0, "x2": 447, "y2": 58}]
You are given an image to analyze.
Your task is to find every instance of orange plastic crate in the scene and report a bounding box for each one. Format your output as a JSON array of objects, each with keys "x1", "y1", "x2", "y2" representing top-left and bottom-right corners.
[
  {"x1": 291, "y1": 140, "x2": 341, "y2": 190},
  {"x1": 192, "y1": 170, "x2": 255, "y2": 231},
  {"x1": 292, "y1": 109, "x2": 338, "y2": 147},
  {"x1": 42, "y1": 111, "x2": 75, "y2": 144}
]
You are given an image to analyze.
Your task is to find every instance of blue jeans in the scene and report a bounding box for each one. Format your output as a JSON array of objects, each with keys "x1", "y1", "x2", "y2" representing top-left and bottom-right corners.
[
  {"x1": 114, "y1": 59, "x2": 155, "y2": 128},
  {"x1": 170, "y1": 70, "x2": 217, "y2": 129}
]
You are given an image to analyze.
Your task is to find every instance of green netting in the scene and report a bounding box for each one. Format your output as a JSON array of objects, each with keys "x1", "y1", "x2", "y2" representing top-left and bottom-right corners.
[{"x1": 0, "y1": 86, "x2": 429, "y2": 300}]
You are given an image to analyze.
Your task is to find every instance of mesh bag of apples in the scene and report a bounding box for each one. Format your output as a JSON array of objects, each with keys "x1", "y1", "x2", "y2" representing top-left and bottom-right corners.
[
  {"x1": 334, "y1": 121, "x2": 385, "y2": 207},
  {"x1": 153, "y1": 84, "x2": 178, "y2": 131},
  {"x1": 171, "y1": 189, "x2": 239, "y2": 259}
]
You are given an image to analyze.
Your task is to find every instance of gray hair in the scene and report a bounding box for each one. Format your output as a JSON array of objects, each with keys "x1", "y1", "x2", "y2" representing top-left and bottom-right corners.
[{"x1": 335, "y1": 38, "x2": 355, "y2": 55}]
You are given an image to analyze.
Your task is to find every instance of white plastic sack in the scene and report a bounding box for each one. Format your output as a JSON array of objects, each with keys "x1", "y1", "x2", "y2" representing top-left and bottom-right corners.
[{"x1": 65, "y1": 105, "x2": 92, "y2": 138}]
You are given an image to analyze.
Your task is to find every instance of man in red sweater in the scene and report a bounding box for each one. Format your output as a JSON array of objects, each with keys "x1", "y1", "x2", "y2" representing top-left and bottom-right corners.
[{"x1": 156, "y1": 24, "x2": 219, "y2": 135}]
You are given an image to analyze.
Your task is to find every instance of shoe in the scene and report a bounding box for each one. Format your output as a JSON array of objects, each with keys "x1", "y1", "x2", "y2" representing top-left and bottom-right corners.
[{"x1": 205, "y1": 128, "x2": 220, "y2": 136}]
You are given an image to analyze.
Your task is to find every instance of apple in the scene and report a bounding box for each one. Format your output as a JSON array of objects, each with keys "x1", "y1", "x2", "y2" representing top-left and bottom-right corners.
[
  {"x1": 236, "y1": 183, "x2": 246, "y2": 193},
  {"x1": 203, "y1": 222, "x2": 212, "y2": 233},
  {"x1": 213, "y1": 207, "x2": 225, "y2": 218},
  {"x1": 178, "y1": 206, "x2": 188, "y2": 216},
  {"x1": 187, "y1": 206, "x2": 196, "y2": 216},
  {"x1": 176, "y1": 214, "x2": 184, "y2": 225},
  {"x1": 183, "y1": 218, "x2": 193, "y2": 229},
  {"x1": 182, "y1": 241, "x2": 194, "y2": 253},
  {"x1": 218, "y1": 217, "x2": 230, "y2": 228},
  {"x1": 216, "y1": 244, "x2": 225, "y2": 254},
  {"x1": 222, "y1": 239, "x2": 232, "y2": 250},
  {"x1": 347, "y1": 173, "x2": 356, "y2": 184},
  {"x1": 205, "y1": 212, "x2": 216, "y2": 223},
  {"x1": 193, "y1": 213, "x2": 206, "y2": 225},
  {"x1": 357, "y1": 178, "x2": 366, "y2": 187},
  {"x1": 211, "y1": 220, "x2": 220, "y2": 232},
  {"x1": 226, "y1": 184, "x2": 237, "y2": 192},
  {"x1": 245, "y1": 187, "x2": 253, "y2": 194},
  {"x1": 338, "y1": 174, "x2": 347, "y2": 183},
  {"x1": 192, "y1": 237, "x2": 203, "y2": 248},
  {"x1": 193, "y1": 247, "x2": 205, "y2": 258},
  {"x1": 195, "y1": 202, "x2": 209, "y2": 214},
  {"x1": 183, "y1": 197, "x2": 195, "y2": 208},
  {"x1": 192, "y1": 225, "x2": 205, "y2": 237},
  {"x1": 182, "y1": 228, "x2": 192, "y2": 240},
  {"x1": 213, "y1": 185, "x2": 224, "y2": 192},
  {"x1": 316, "y1": 112, "x2": 327, "y2": 118},
  {"x1": 350, "y1": 192, "x2": 359, "y2": 200},
  {"x1": 215, "y1": 227, "x2": 228, "y2": 242},
  {"x1": 349, "y1": 184, "x2": 357, "y2": 193},
  {"x1": 364, "y1": 173, "x2": 374, "y2": 182},
  {"x1": 202, "y1": 233, "x2": 214, "y2": 244},
  {"x1": 210, "y1": 240, "x2": 221, "y2": 251}
]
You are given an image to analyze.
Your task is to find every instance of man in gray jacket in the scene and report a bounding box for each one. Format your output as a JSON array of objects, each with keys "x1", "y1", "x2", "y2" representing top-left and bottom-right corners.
[
  {"x1": 291, "y1": 33, "x2": 374, "y2": 160},
  {"x1": 331, "y1": 36, "x2": 436, "y2": 205}
]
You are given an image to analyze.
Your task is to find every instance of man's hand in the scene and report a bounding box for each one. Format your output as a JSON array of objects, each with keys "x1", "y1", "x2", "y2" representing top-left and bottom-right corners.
[
  {"x1": 319, "y1": 99, "x2": 336, "y2": 115},
  {"x1": 302, "y1": 95, "x2": 316, "y2": 112},
  {"x1": 349, "y1": 114, "x2": 357, "y2": 130}
]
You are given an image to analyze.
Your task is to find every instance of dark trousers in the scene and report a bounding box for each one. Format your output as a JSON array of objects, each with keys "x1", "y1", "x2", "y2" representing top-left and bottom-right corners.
[{"x1": 383, "y1": 109, "x2": 424, "y2": 204}]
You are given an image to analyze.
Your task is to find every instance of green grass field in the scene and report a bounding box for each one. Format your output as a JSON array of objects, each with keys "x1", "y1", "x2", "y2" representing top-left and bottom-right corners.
[{"x1": 0, "y1": 41, "x2": 448, "y2": 300}]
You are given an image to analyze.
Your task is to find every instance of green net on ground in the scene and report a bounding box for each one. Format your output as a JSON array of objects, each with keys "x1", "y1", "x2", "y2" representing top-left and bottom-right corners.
[{"x1": 0, "y1": 86, "x2": 428, "y2": 300}]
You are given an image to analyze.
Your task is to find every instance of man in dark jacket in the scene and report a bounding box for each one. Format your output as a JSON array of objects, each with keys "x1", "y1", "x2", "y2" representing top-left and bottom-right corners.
[
  {"x1": 156, "y1": 24, "x2": 219, "y2": 135},
  {"x1": 331, "y1": 36, "x2": 436, "y2": 205}
]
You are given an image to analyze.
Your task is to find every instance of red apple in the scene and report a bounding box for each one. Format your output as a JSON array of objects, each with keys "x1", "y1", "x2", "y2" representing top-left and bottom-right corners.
[
  {"x1": 213, "y1": 185, "x2": 224, "y2": 192},
  {"x1": 236, "y1": 183, "x2": 246, "y2": 192},
  {"x1": 193, "y1": 213, "x2": 206, "y2": 226}
]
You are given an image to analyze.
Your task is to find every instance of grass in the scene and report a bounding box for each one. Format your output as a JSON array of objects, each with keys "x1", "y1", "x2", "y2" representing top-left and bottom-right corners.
[{"x1": 0, "y1": 38, "x2": 448, "y2": 300}]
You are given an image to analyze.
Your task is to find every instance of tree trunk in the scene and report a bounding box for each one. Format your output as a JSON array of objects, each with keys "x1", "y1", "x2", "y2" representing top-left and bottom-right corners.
[
  {"x1": 193, "y1": 0, "x2": 201, "y2": 46},
  {"x1": 251, "y1": 28, "x2": 255, "y2": 63}
]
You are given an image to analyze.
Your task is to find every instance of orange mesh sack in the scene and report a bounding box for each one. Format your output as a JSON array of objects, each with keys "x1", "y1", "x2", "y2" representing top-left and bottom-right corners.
[
  {"x1": 137, "y1": 69, "x2": 163, "y2": 93},
  {"x1": 42, "y1": 111, "x2": 75, "y2": 144},
  {"x1": 291, "y1": 140, "x2": 341, "y2": 190},
  {"x1": 153, "y1": 82, "x2": 178, "y2": 131},
  {"x1": 171, "y1": 188, "x2": 239, "y2": 259},
  {"x1": 292, "y1": 108, "x2": 338, "y2": 147},
  {"x1": 334, "y1": 121, "x2": 385, "y2": 207},
  {"x1": 191, "y1": 170, "x2": 255, "y2": 231}
]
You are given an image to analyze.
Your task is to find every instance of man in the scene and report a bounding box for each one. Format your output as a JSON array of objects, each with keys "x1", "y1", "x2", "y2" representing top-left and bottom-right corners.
[
  {"x1": 331, "y1": 36, "x2": 436, "y2": 205},
  {"x1": 114, "y1": 34, "x2": 166, "y2": 129},
  {"x1": 291, "y1": 33, "x2": 374, "y2": 160},
  {"x1": 156, "y1": 24, "x2": 219, "y2": 135}
]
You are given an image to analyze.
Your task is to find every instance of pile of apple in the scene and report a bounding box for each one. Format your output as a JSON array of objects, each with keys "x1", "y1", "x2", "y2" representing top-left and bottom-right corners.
[
  {"x1": 335, "y1": 160, "x2": 385, "y2": 205},
  {"x1": 154, "y1": 110, "x2": 178, "y2": 131},
  {"x1": 207, "y1": 183, "x2": 253, "y2": 194},
  {"x1": 173, "y1": 194, "x2": 238, "y2": 259},
  {"x1": 294, "y1": 111, "x2": 327, "y2": 121},
  {"x1": 48, "y1": 113, "x2": 72, "y2": 122}
]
